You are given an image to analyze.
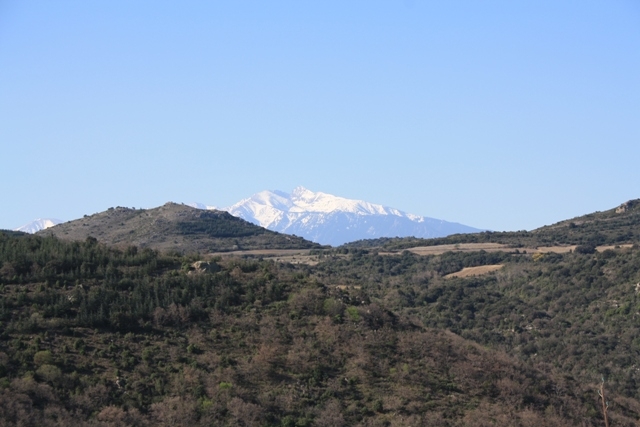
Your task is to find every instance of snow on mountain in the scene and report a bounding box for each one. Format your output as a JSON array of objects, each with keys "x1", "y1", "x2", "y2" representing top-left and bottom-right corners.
[
  {"x1": 14, "y1": 218, "x2": 63, "y2": 234},
  {"x1": 187, "y1": 202, "x2": 218, "y2": 210},
  {"x1": 220, "y1": 186, "x2": 482, "y2": 246}
]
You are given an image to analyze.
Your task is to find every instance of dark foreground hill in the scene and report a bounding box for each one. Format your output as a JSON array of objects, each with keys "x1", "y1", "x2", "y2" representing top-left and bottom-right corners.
[
  {"x1": 313, "y1": 237, "x2": 640, "y2": 423},
  {"x1": 0, "y1": 231, "x2": 601, "y2": 426},
  {"x1": 37, "y1": 203, "x2": 319, "y2": 253}
]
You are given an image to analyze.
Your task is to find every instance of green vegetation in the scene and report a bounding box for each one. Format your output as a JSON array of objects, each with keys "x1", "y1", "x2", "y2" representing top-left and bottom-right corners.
[
  {"x1": 177, "y1": 211, "x2": 269, "y2": 238},
  {"x1": 1, "y1": 199, "x2": 640, "y2": 426}
]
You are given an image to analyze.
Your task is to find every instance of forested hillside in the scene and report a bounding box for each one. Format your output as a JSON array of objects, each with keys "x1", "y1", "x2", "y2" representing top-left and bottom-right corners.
[
  {"x1": 1, "y1": 199, "x2": 640, "y2": 426},
  {"x1": 312, "y1": 245, "x2": 640, "y2": 426},
  {"x1": 0, "y1": 231, "x2": 610, "y2": 426}
]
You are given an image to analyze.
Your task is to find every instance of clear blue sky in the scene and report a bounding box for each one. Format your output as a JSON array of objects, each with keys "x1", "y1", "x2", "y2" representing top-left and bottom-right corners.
[{"x1": 1, "y1": 1, "x2": 639, "y2": 232}]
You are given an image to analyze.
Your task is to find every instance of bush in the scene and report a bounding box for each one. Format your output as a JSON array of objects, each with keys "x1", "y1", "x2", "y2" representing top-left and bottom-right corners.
[
  {"x1": 33, "y1": 350, "x2": 53, "y2": 366},
  {"x1": 36, "y1": 364, "x2": 62, "y2": 383},
  {"x1": 346, "y1": 306, "x2": 361, "y2": 322},
  {"x1": 575, "y1": 244, "x2": 596, "y2": 254}
]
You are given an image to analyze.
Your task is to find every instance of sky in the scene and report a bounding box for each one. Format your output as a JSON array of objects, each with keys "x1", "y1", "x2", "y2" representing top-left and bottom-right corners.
[{"x1": 1, "y1": 1, "x2": 639, "y2": 232}]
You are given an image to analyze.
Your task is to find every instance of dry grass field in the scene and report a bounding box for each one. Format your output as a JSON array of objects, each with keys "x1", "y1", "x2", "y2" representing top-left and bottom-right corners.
[
  {"x1": 382, "y1": 243, "x2": 634, "y2": 257},
  {"x1": 444, "y1": 264, "x2": 504, "y2": 278},
  {"x1": 208, "y1": 243, "x2": 636, "y2": 269},
  {"x1": 596, "y1": 243, "x2": 634, "y2": 251}
]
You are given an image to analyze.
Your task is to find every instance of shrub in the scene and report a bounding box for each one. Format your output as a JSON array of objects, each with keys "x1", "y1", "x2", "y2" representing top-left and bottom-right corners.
[
  {"x1": 33, "y1": 350, "x2": 53, "y2": 366},
  {"x1": 36, "y1": 364, "x2": 62, "y2": 383},
  {"x1": 346, "y1": 306, "x2": 360, "y2": 322},
  {"x1": 575, "y1": 244, "x2": 596, "y2": 254}
]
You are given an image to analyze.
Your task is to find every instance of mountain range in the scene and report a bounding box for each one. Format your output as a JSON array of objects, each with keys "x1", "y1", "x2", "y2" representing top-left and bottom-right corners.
[
  {"x1": 221, "y1": 186, "x2": 481, "y2": 246},
  {"x1": 16, "y1": 187, "x2": 482, "y2": 246}
]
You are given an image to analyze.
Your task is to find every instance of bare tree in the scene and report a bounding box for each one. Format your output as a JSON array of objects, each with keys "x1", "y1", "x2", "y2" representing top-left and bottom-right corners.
[{"x1": 597, "y1": 377, "x2": 610, "y2": 427}]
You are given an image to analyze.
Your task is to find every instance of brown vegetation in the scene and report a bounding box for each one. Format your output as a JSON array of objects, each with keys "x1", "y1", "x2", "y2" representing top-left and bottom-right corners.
[
  {"x1": 444, "y1": 264, "x2": 503, "y2": 278},
  {"x1": 37, "y1": 203, "x2": 319, "y2": 253}
]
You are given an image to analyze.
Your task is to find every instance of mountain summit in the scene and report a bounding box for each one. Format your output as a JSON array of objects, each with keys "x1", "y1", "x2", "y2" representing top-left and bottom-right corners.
[{"x1": 224, "y1": 187, "x2": 481, "y2": 246}]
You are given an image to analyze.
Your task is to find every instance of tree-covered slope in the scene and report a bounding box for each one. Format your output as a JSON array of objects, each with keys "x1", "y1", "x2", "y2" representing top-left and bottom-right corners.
[
  {"x1": 312, "y1": 244, "x2": 640, "y2": 426},
  {"x1": 0, "y1": 231, "x2": 599, "y2": 426}
]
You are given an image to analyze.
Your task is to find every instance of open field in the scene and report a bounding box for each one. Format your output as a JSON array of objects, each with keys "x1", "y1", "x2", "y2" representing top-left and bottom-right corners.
[
  {"x1": 444, "y1": 264, "x2": 504, "y2": 278},
  {"x1": 206, "y1": 243, "x2": 637, "y2": 267},
  {"x1": 380, "y1": 243, "x2": 635, "y2": 257}
]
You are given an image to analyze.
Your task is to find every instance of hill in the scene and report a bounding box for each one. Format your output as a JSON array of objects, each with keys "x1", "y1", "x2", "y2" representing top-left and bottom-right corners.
[
  {"x1": 345, "y1": 199, "x2": 640, "y2": 251},
  {"x1": 36, "y1": 202, "x2": 320, "y2": 253},
  {"x1": 3, "y1": 199, "x2": 640, "y2": 425},
  {"x1": 0, "y1": 231, "x2": 598, "y2": 426}
]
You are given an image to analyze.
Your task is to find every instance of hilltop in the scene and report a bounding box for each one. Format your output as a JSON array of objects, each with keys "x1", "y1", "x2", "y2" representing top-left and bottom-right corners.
[
  {"x1": 344, "y1": 199, "x2": 640, "y2": 251},
  {"x1": 37, "y1": 202, "x2": 320, "y2": 253}
]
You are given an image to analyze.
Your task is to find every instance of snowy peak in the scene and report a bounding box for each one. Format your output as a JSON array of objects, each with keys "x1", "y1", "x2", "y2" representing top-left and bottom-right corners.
[
  {"x1": 248, "y1": 190, "x2": 294, "y2": 211},
  {"x1": 221, "y1": 187, "x2": 482, "y2": 246},
  {"x1": 288, "y1": 186, "x2": 395, "y2": 216},
  {"x1": 225, "y1": 190, "x2": 291, "y2": 229},
  {"x1": 187, "y1": 202, "x2": 218, "y2": 210},
  {"x1": 14, "y1": 218, "x2": 63, "y2": 234}
]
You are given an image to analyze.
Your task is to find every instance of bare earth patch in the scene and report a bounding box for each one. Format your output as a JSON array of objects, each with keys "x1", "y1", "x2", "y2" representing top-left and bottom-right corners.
[{"x1": 445, "y1": 265, "x2": 504, "y2": 278}]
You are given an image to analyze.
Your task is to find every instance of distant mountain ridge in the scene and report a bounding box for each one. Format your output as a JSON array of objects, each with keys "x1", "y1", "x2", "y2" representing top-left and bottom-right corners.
[{"x1": 222, "y1": 186, "x2": 481, "y2": 246}]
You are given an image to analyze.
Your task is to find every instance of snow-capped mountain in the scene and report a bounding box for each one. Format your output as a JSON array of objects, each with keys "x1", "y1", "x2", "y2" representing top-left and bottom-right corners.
[
  {"x1": 221, "y1": 187, "x2": 481, "y2": 246},
  {"x1": 14, "y1": 218, "x2": 63, "y2": 234},
  {"x1": 186, "y1": 202, "x2": 218, "y2": 210}
]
